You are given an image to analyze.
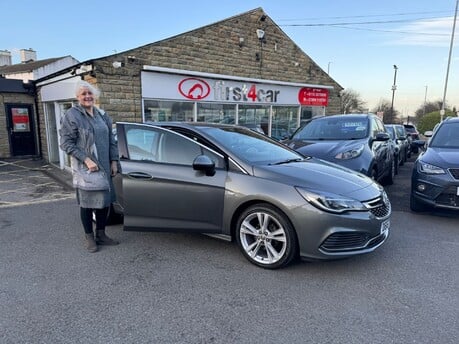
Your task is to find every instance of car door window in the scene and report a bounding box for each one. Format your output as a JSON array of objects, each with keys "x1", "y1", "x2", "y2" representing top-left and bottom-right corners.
[{"x1": 125, "y1": 128, "x2": 159, "y2": 161}]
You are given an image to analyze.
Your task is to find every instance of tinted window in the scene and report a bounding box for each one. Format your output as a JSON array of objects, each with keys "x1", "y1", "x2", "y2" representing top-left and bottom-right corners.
[
  {"x1": 293, "y1": 117, "x2": 369, "y2": 140},
  {"x1": 430, "y1": 122, "x2": 459, "y2": 148}
]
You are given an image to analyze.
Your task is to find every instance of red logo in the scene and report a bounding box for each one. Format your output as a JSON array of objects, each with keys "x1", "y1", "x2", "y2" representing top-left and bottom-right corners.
[
  {"x1": 178, "y1": 78, "x2": 210, "y2": 100},
  {"x1": 298, "y1": 87, "x2": 329, "y2": 106}
]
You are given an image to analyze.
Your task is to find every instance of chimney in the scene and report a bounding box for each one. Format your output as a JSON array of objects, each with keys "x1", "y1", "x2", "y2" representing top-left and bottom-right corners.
[
  {"x1": 0, "y1": 50, "x2": 12, "y2": 66},
  {"x1": 20, "y1": 48, "x2": 37, "y2": 63}
]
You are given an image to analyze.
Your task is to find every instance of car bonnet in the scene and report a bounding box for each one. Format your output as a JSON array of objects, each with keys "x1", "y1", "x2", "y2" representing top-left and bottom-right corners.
[
  {"x1": 423, "y1": 147, "x2": 459, "y2": 167},
  {"x1": 285, "y1": 139, "x2": 365, "y2": 160},
  {"x1": 253, "y1": 158, "x2": 381, "y2": 200}
]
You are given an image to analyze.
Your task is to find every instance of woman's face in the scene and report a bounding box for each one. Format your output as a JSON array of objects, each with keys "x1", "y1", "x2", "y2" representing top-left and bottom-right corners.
[{"x1": 77, "y1": 87, "x2": 94, "y2": 108}]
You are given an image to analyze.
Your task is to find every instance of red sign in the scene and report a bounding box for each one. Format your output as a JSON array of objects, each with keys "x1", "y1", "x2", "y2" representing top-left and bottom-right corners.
[
  {"x1": 298, "y1": 87, "x2": 329, "y2": 106},
  {"x1": 178, "y1": 77, "x2": 210, "y2": 100}
]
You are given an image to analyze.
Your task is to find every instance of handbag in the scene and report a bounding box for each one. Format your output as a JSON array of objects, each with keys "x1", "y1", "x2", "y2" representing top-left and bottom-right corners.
[{"x1": 71, "y1": 144, "x2": 110, "y2": 191}]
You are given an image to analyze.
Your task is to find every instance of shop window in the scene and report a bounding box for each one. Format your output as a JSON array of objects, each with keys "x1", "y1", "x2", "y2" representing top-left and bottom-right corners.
[
  {"x1": 272, "y1": 106, "x2": 299, "y2": 140},
  {"x1": 144, "y1": 100, "x2": 194, "y2": 122},
  {"x1": 197, "y1": 103, "x2": 236, "y2": 124},
  {"x1": 238, "y1": 105, "x2": 270, "y2": 135}
]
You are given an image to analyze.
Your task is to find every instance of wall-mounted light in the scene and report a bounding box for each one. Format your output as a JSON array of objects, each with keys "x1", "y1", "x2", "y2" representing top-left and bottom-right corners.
[
  {"x1": 238, "y1": 37, "x2": 245, "y2": 48},
  {"x1": 256, "y1": 29, "x2": 265, "y2": 40},
  {"x1": 112, "y1": 61, "x2": 124, "y2": 69}
]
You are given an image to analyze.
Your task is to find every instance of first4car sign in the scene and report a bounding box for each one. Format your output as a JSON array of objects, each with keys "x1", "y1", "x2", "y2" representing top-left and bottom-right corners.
[{"x1": 141, "y1": 70, "x2": 331, "y2": 107}]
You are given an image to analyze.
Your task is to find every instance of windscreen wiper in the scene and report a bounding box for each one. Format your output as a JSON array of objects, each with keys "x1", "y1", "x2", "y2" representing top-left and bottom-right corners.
[{"x1": 270, "y1": 157, "x2": 308, "y2": 165}]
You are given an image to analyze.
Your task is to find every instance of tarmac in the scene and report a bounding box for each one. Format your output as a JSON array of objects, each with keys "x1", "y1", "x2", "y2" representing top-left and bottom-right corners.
[{"x1": 0, "y1": 158, "x2": 75, "y2": 208}]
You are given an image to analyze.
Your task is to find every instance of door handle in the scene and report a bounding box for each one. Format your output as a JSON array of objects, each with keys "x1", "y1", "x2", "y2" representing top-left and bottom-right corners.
[{"x1": 127, "y1": 172, "x2": 153, "y2": 179}]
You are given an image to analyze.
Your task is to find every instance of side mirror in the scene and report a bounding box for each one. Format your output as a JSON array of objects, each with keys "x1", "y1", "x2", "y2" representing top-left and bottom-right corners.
[
  {"x1": 193, "y1": 155, "x2": 216, "y2": 176},
  {"x1": 375, "y1": 132, "x2": 390, "y2": 141}
]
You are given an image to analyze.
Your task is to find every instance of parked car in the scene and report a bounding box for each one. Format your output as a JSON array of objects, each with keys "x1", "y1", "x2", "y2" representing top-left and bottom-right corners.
[
  {"x1": 404, "y1": 124, "x2": 420, "y2": 153},
  {"x1": 284, "y1": 114, "x2": 395, "y2": 185},
  {"x1": 109, "y1": 121, "x2": 391, "y2": 269},
  {"x1": 410, "y1": 117, "x2": 459, "y2": 212},
  {"x1": 385, "y1": 124, "x2": 410, "y2": 167},
  {"x1": 384, "y1": 125, "x2": 401, "y2": 175}
]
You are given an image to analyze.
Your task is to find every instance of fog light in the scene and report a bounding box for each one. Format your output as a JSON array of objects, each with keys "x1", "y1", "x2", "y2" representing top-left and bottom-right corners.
[{"x1": 417, "y1": 183, "x2": 426, "y2": 192}]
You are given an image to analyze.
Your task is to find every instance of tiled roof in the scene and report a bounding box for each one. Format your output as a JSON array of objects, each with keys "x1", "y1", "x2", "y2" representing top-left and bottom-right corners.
[{"x1": 0, "y1": 57, "x2": 68, "y2": 74}]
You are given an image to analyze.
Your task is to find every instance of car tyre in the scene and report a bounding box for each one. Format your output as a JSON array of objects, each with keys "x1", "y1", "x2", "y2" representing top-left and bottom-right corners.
[
  {"x1": 410, "y1": 194, "x2": 427, "y2": 212},
  {"x1": 384, "y1": 159, "x2": 395, "y2": 185},
  {"x1": 236, "y1": 204, "x2": 298, "y2": 269}
]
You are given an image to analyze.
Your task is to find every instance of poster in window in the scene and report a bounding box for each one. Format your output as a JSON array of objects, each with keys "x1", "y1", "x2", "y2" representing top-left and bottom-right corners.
[{"x1": 12, "y1": 108, "x2": 30, "y2": 132}]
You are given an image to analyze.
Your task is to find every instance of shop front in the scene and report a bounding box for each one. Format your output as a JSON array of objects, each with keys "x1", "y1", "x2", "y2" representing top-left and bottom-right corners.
[{"x1": 141, "y1": 66, "x2": 333, "y2": 140}]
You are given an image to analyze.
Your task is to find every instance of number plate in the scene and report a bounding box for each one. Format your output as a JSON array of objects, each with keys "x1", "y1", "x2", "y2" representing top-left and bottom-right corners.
[{"x1": 381, "y1": 219, "x2": 390, "y2": 234}]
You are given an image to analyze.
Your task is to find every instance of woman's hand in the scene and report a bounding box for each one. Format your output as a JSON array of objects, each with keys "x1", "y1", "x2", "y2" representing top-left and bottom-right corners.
[
  {"x1": 111, "y1": 161, "x2": 118, "y2": 176},
  {"x1": 84, "y1": 157, "x2": 99, "y2": 172}
]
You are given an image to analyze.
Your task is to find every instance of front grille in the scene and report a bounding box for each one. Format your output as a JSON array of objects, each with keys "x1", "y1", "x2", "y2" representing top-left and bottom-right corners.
[
  {"x1": 320, "y1": 231, "x2": 387, "y2": 252},
  {"x1": 449, "y1": 168, "x2": 459, "y2": 180},
  {"x1": 363, "y1": 194, "x2": 391, "y2": 218},
  {"x1": 436, "y1": 186, "x2": 459, "y2": 207},
  {"x1": 320, "y1": 232, "x2": 370, "y2": 251}
]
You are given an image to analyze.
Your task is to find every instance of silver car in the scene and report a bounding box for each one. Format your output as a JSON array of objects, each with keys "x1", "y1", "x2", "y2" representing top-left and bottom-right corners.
[{"x1": 110, "y1": 122, "x2": 391, "y2": 269}]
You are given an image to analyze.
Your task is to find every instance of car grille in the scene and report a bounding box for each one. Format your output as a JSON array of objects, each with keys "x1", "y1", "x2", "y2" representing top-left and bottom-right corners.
[
  {"x1": 449, "y1": 168, "x2": 459, "y2": 180},
  {"x1": 320, "y1": 231, "x2": 386, "y2": 251},
  {"x1": 436, "y1": 186, "x2": 459, "y2": 207},
  {"x1": 363, "y1": 194, "x2": 391, "y2": 219}
]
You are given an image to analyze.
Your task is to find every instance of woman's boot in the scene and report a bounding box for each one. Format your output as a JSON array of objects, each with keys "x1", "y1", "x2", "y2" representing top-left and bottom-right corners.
[
  {"x1": 85, "y1": 233, "x2": 98, "y2": 253},
  {"x1": 95, "y1": 229, "x2": 119, "y2": 245}
]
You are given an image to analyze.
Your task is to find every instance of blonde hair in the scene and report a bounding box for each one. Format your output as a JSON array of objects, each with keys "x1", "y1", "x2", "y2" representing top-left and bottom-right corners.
[{"x1": 75, "y1": 80, "x2": 100, "y2": 98}]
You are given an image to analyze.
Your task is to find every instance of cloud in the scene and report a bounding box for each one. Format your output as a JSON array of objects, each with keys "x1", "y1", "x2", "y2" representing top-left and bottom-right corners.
[{"x1": 391, "y1": 17, "x2": 455, "y2": 47}]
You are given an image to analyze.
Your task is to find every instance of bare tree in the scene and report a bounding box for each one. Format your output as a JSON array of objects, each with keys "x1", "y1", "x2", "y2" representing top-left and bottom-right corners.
[
  {"x1": 372, "y1": 99, "x2": 400, "y2": 123},
  {"x1": 339, "y1": 89, "x2": 367, "y2": 114}
]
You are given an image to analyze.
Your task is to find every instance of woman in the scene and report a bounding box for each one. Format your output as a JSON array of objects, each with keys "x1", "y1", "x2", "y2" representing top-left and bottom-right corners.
[{"x1": 60, "y1": 80, "x2": 119, "y2": 253}]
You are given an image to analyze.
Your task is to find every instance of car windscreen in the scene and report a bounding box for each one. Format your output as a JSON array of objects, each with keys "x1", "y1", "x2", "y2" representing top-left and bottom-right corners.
[
  {"x1": 201, "y1": 126, "x2": 303, "y2": 164},
  {"x1": 429, "y1": 122, "x2": 459, "y2": 148},
  {"x1": 385, "y1": 126, "x2": 395, "y2": 140},
  {"x1": 293, "y1": 117, "x2": 369, "y2": 140}
]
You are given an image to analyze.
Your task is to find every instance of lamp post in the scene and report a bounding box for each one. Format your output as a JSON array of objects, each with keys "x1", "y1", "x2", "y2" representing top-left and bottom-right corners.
[
  {"x1": 390, "y1": 65, "x2": 398, "y2": 123},
  {"x1": 441, "y1": 0, "x2": 459, "y2": 122},
  {"x1": 423, "y1": 85, "x2": 428, "y2": 116}
]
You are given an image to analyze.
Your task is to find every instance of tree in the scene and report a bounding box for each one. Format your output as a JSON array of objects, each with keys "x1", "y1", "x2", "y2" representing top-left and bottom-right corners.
[
  {"x1": 371, "y1": 99, "x2": 400, "y2": 123},
  {"x1": 417, "y1": 110, "x2": 455, "y2": 134},
  {"x1": 339, "y1": 89, "x2": 367, "y2": 114},
  {"x1": 414, "y1": 100, "x2": 443, "y2": 121}
]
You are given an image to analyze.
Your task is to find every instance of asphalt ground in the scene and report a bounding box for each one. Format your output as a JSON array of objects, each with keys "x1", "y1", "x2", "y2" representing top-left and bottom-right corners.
[{"x1": 0, "y1": 158, "x2": 74, "y2": 208}]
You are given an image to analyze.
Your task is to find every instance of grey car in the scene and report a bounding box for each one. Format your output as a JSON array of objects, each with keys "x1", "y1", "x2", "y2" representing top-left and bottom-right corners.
[
  {"x1": 110, "y1": 122, "x2": 391, "y2": 269},
  {"x1": 410, "y1": 117, "x2": 459, "y2": 212}
]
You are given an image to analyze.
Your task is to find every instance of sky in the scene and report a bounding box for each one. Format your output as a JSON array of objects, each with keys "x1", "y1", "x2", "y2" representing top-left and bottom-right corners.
[{"x1": 2, "y1": 0, "x2": 459, "y2": 117}]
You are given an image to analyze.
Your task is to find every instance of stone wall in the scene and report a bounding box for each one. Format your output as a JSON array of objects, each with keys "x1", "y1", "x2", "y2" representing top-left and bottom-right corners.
[
  {"x1": 89, "y1": 8, "x2": 342, "y2": 122},
  {"x1": 0, "y1": 92, "x2": 37, "y2": 158}
]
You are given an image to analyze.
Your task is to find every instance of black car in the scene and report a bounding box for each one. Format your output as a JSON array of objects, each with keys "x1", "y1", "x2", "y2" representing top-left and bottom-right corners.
[
  {"x1": 404, "y1": 124, "x2": 420, "y2": 153},
  {"x1": 385, "y1": 124, "x2": 410, "y2": 167},
  {"x1": 284, "y1": 114, "x2": 395, "y2": 185},
  {"x1": 410, "y1": 117, "x2": 459, "y2": 212}
]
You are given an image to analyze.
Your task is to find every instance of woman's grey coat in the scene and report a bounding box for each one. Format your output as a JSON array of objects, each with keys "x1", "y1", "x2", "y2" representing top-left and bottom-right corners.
[{"x1": 60, "y1": 104, "x2": 119, "y2": 208}]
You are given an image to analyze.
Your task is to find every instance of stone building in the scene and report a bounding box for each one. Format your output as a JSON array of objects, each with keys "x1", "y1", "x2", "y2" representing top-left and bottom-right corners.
[
  {"x1": 34, "y1": 7, "x2": 343, "y2": 169},
  {"x1": 0, "y1": 50, "x2": 79, "y2": 159}
]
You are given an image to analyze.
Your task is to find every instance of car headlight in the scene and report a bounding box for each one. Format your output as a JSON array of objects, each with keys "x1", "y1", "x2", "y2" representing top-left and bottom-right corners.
[
  {"x1": 418, "y1": 161, "x2": 446, "y2": 174},
  {"x1": 296, "y1": 187, "x2": 367, "y2": 213},
  {"x1": 335, "y1": 144, "x2": 364, "y2": 160}
]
